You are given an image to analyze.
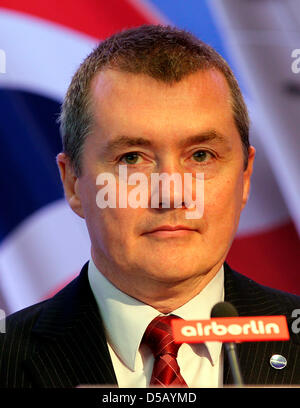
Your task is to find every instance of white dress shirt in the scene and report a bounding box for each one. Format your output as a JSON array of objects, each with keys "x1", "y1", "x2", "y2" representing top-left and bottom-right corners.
[{"x1": 88, "y1": 259, "x2": 224, "y2": 387}]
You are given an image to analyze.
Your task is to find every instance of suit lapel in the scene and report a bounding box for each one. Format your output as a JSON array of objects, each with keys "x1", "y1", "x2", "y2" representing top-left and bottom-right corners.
[
  {"x1": 24, "y1": 263, "x2": 118, "y2": 387},
  {"x1": 223, "y1": 263, "x2": 300, "y2": 385}
]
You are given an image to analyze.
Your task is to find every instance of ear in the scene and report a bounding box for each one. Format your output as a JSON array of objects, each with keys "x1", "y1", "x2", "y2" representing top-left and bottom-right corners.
[
  {"x1": 56, "y1": 152, "x2": 85, "y2": 218},
  {"x1": 242, "y1": 146, "x2": 256, "y2": 209}
]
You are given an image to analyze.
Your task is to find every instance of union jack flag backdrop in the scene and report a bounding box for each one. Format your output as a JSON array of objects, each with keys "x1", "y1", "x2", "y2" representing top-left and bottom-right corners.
[{"x1": 0, "y1": 0, "x2": 299, "y2": 314}]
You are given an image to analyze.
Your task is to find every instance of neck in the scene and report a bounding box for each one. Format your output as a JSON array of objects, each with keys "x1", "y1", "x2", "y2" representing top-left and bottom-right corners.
[
  {"x1": 91, "y1": 250, "x2": 223, "y2": 313},
  {"x1": 136, "y1": 272, "x2": 221, "y2": 313}
]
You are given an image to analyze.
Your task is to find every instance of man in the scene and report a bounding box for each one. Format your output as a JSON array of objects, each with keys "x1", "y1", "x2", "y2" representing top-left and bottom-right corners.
[{"x1": 1, "y1": 24, "x2": 300, "y2": 388}]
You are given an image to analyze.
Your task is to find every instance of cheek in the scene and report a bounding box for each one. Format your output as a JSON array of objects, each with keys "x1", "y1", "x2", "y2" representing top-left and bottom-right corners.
[
  {"x1": 92, "y1": 206, "x2": 147, "y2": 268},
  {"x1": 203, "y1": 173, "x2": 244, "y2": 225},
  {"x1": 89, "y1": 206, "x2": 141, "y2": 249}
]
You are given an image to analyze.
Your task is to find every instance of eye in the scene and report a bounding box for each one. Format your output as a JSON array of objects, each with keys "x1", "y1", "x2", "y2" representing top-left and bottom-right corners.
[
  {"x1": 119, "y1": 152, "x2": 141, "y2": 165},
  {"x1": 192, "y1": 150, "x2": 213, "y2": 163}
]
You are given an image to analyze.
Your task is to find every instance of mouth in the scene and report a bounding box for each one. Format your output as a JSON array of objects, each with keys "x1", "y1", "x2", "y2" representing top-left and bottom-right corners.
[{"x1": 142, "y1": 225, "x2": 197, "y2": 238}]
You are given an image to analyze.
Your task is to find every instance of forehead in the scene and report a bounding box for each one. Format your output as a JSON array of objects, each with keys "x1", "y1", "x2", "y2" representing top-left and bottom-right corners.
[{"x1": 89, "y1": 68, "x2": 236, "y2": 145}]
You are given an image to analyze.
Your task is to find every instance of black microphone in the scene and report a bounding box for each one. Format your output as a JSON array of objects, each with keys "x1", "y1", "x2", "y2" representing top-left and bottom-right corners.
[{"x1": 211, "y1": 301, "x2": 244, "y2": 387}]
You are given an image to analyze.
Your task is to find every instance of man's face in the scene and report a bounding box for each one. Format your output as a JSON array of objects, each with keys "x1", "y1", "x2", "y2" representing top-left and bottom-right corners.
[{"x1": 59, "y1": 68, "x2": 254, "y2": 306}]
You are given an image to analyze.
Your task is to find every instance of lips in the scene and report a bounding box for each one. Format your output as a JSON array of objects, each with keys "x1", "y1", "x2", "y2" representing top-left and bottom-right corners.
[
  {"x1": 143, "y1": 225, "x2": 197, "y2": 237},
  {"x1": 149, "y1": 225, "x2": 195, "y2": 233}
]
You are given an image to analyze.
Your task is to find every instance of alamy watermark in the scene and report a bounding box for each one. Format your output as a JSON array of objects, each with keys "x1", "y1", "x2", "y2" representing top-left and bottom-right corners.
[
  {"x1": 291, "y1": 309, "x2": 300, "y2": 334},
  {"x1": 0, "y1": 49, "x2": 6, "y2": 74},
  {"x1": 95, "y1": 166, "x2": 204, "y2": 219},
  {"x1": 291, "y1": 49, "x2": 300, "y2": 74},
  {"x1": 0, "y1": 309, "x2": 6, "y2": 333}
]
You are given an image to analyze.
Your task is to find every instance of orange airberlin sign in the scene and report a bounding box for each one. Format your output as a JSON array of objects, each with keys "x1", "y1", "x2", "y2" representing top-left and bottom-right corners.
[{"x1": 171, "y1": 316, "x2": 290, "y2": 343}]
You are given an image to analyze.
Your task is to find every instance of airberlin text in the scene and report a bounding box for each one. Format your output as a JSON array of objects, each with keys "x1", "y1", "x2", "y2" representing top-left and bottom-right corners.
[{"x1": 172, "y1": 315, "x2": 289, "y2": 343}]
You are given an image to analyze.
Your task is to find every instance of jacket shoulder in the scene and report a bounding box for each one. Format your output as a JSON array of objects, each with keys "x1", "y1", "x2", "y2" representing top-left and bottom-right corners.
[
  {"x1": 1, "y1": 299, "x2": 46, "y2": 334},
  {"x1": 0, "y1": 300, "x2": 49, "y2": 387},
  {"x1": 0, "y1": 299, "x2": 50, "y2": 363},
  {"x1": 1, "y1": 264, "x2": 87, "y2": 340}
]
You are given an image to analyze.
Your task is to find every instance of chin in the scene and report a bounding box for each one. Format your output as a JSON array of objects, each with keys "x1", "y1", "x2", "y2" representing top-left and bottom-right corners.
[{"x1": 145, "y1": 262, "x2": 205, "y2": 283}]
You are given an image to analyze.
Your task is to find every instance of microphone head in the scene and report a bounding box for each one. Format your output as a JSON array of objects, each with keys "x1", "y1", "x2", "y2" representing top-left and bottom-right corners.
[{"x1": 211, "y1": 301, "x2": 239, "y2": 318}]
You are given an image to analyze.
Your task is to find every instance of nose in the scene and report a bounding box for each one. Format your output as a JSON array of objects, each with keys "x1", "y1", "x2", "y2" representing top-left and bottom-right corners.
[{"x1": 150, "y1": 160, "x2": 185, "y2": 210}]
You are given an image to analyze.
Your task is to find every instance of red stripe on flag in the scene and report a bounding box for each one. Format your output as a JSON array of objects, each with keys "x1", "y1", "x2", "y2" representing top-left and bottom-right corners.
[
  {"x1": 227, "y1": 221, "x2": 300, "y2": 295},
  {"x1": 0, "y1": 0, "x2": 160, "y2": 39}
]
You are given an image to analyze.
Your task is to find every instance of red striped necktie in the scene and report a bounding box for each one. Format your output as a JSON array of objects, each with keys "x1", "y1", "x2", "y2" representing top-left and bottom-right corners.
[{"x1": 142, "y1": 315, "x2": 188, "y2": 387}]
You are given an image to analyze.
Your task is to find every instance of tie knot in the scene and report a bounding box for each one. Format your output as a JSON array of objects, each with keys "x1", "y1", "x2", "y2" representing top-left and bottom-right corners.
[{"x1": 142, "y1": 315, "x2": 181, "y2": 358}]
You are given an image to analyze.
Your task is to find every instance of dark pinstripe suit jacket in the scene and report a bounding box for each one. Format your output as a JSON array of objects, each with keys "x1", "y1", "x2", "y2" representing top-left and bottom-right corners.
[{"x1": 1, "y1": 262, "x2": 300, "y2": 387}]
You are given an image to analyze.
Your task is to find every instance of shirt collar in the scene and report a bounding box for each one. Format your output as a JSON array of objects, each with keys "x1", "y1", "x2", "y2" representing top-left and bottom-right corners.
[
  {"x1": 172, "y1": 267, "x2": 224, "y2": 365},
  {"x1": 88, "y1": 259, "x2": 224, "y2": 370}
]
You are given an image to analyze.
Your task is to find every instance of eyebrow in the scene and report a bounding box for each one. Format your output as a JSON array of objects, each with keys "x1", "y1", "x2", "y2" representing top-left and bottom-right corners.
[
  {"x1": 102, "y1": 130, "x2": 229, "y2": 154},
  {"x1": 102, "y1": 136, "x2": 153, "y2": 154},
  {"x1": 178, "y1": 130, "x2": 228, "y2": 149}
]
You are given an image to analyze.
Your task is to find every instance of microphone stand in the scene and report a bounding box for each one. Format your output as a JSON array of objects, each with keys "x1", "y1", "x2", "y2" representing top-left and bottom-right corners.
[{"x1": 224, "y1": 342, "x2": 244, "y2": 387}]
